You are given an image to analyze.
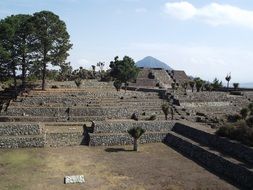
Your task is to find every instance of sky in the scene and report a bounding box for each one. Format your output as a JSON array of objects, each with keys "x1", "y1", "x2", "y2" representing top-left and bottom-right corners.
[{"x1": 0, "y1": 0, "x2": 253, "y2": 84}]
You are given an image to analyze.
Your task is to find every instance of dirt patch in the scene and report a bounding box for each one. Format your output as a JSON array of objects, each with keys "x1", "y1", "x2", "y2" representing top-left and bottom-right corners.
[{"x1": 0, "y1": 143, "x2": 237, "y2": 190}]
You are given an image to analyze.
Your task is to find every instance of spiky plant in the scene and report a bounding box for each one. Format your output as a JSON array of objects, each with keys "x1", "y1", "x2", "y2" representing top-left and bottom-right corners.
[
  {"x1": 225, "y1": 74, "x2": 231, "y2": 90},
  {"x1": 162, "y1": 103, "x2": 170, "y2": 120},
  {"x1": 233, "y1": 83, "x2": 239, "y2": 91},
  {"x1": 240, "y1": 108, "x2": 249, "y2": 120},
  {"x1": 113, "y1": 80, "x2": 122, "y2": 91},
  {"x1": 189, "y1": 81, "x2": 195, "y2": 92},
  {"x1": 74, "y1": 78, "x2": 82, "y2": 88},
  {"x1": 128, "y1": 127, "x2": 145, "y2": 151}
]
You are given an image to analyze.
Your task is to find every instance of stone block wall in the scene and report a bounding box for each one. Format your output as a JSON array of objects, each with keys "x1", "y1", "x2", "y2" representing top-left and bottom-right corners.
[
  {"x1": 0, "y1": 122, "x2": 42, "y2": 136},
  {"x1": 45, "y1": 132, "x2": 84, "y2": 147},
  {"x1": 93, "y1": 120, "x2": 175, "y2": 133},
  {"x1": 0, "y1": 122, "x2": 45, "y2": 148},
  {"x1": 164, "y1": 132, "x2": 253, "y2": 189},
  {"x1": 89, "y1": 132, "x2": 168, "y2": 146},
  {"x1": 172, "y1": 123, "x2": 253, "y2": 165}
]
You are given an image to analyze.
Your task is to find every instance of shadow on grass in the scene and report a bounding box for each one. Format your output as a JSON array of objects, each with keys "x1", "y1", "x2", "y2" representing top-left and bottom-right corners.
[{"x1": 105, "y1": 148, "x2": 134, "y2": 153}]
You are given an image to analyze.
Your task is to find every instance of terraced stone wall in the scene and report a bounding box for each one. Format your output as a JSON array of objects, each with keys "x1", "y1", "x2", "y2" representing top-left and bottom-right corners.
[{"x1": 0, "y1": 122, "x2": 45, "y2": 148}]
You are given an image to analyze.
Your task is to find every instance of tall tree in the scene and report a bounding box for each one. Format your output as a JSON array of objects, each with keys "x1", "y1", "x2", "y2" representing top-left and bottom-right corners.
[
  {"x1": 0, "y1": 15, "x2": 19, "y2": 89},
  {"x1": 109, "y1": 56, "x2": 139, "y2": 91},
  {"x1": 14, "y1": 14, "x2": 34, "y2": 87},
  {"x1": 30, "y1": 11, "x2": 72, "y2": 90}
]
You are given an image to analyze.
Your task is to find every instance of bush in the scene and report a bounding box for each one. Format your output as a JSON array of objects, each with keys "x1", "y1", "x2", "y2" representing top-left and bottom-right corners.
[
  {"x1": 227, "y1": 114, "x2": 241, "y2": 123},
  {"x1": 240, "y1": 108, "x2": 249, "y2": 120},
  {"x1": 230, "y1": 91, "x2": 242, "y2": 96},
  {"x1": 74, "y1": 78, "x2": 82, "y2": 88},
  {"x1": 113, "y1": 80, "x2": 122, "y2": 91},
  {"x1": 51, "y1": 85, "x2": 59, "y2": 89},
  {"x1": 216, "y1": 121, "x2": 253, "y2": 147},
  {"x1": 147, "y1": 114, "x2": 156, "y2": 121},
  {"x1": 131, "y1": 113, "x2": 139, "y2": 121},
  {"x1": 246, "y1": 117, "x2": 253, "y2": 128}
]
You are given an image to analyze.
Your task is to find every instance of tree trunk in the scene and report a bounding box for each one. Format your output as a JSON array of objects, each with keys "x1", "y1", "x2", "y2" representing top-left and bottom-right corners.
[
  {"x1": 42, "y1": 62, "x2": 46, "y2": 90},
  {"x1": 165, "y1": 114, "x2": 168, "y2": 120},
  {"x1": 191, "y1": 87, "x2": 194, "y2": 92},
  {"x1": 12, "y1": 65, "x2": 17, "y2": 90},
  {"x1": 124, "y1": 82, "x2": 127, "y2": 92},
  {"x1": 21, "y1": 54, "x2": 26, "y2": 88},
  {"x1": 227, "y1": 81, "x2": 229, "y2": 91},
  {"x1": 133, "y1": 138, "x2": 138, "y2": 151}
]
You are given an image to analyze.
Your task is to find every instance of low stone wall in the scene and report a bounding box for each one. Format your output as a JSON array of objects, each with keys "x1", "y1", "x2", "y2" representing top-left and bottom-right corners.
[
  {"x1": 45, "y1": 132, "x2": 84, "y2": 147},
  {"x1": 0, "y1": 122, "x2": 42, "y2": 136},
  {"x1": 180, "y1": 101, "x2": 230, "y2": 108},
  {"x1": 164, "y1": 132, "x2": 253, "y2": 189},
  {"x1": 5, "y1": 107, "x2": 162, "y2": 118},
  {"x1": 89, "y1": 132, "x2": 168, "y2": 146},
  {"x1": 93, "y1": 121, "x2": 175, "y2": 133},
  {"x1": 175, "y1": 92, "x2": 228, "y2": 103},
  {"x1": 0, "y1": 135, "x2": 45, "y2": 148},
  {"x1": 0, "y1": 116, "x2": 105, "y2": 122},
  {"x1": 172, "y1": 123, "x2": 253, "y2": 165}
]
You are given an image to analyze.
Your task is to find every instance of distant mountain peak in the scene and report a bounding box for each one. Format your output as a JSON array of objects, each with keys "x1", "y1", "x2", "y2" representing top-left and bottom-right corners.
[{"x1": 136, "y1": 56, "x2": 172, "y2": 70}]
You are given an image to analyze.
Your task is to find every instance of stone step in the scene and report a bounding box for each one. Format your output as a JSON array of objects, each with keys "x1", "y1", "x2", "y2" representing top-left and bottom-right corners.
[
  {"x1": 172, "y1": 122, "x2": 253, "y2": 165},
  {"x1": 0, "y1": 122, "x2": 42, "y2": 136},
  {"x1": 5, "y1": 107, "x2": 164, "y2": 117},
  {"x1": 10, "y1": 101, "x2": 164, "y2": 107},
  {"x1": 164, "y1": 131, "x2": 253, "y2": 189},
  {"x1": 45, "y1": 132, "x2": 84, "y2": 147},
  {"x1": 0, "y1": 134, "x2": 45, "y2": 148},
  {"x1": 89, "y1": 131, "x2": 168, "y2": 146},
  {"x1": 44, "y1": 122, "x2": 90, "y2": 127},
  {"x1": 93, "y1": 120, "x2": 174, "y2": 133},
  {"x1": 0, "y1": 116, "x2": 106, "y2": 122}
]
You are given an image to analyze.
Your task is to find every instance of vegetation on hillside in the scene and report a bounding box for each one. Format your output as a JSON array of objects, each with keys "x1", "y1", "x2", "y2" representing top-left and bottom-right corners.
[{"x1": 216, "y1": 102, "x2": 253, "y2": 147}]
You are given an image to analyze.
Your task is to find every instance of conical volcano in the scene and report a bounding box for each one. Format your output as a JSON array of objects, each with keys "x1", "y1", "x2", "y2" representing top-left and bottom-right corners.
[{"x1": 136, "y1": 56, "x2": 172, "y2": 70}]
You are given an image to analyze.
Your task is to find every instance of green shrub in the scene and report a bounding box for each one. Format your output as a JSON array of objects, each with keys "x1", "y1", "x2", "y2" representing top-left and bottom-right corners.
[
  {"x1": 113, "y1": 80, "x2": 122, "y2": 91},
  {"x1": 227, "y1": 114, "x2": 241, "y2": 123},
  {"x1": 147, "y1": 114, "x2": 156, "y2": 121},
  {"x1": 216, "y1": 121, "x2": 253, "y2": 147},
  {"x1": 74, "y1": 78, "x2": 82, "y2": 88},
  {"x1": 162, "y1": 103, "x2": 170, "y2": 120},
  {"x1": 51, "y1": 85, "x2": 59, "y2": 89},
  {"x1": 230, "y1": 91, "x2": 242, "y2": 96},
  {"x1": 246, "y1": 117, "x2": 253, "y2": 128},
  {"x1": 240, "y1": 108, "x2": 249, "y2": 120}
]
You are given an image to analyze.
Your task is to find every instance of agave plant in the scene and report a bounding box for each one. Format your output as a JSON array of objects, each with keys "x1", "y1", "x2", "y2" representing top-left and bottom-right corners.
[
  {"x1": 128, "y1": 127, "x2": 145, "y2": 151},
  {"x1": 162, "y1": 103, "x2": 170, "y2": 120}
]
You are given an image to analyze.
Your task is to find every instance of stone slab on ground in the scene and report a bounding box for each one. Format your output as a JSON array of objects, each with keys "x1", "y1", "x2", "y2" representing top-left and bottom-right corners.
[{"x1": 64, "y1": 175, "x2": 85, "y2": 184}]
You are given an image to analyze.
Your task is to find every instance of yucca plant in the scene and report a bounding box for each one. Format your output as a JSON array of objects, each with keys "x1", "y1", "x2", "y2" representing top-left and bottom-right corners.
[
  {"x1": 74, "y1": 78, "x2": 82, "y2": 88},
  {"x1": 162, "y1": 103, "x2": 170, "y2": 120},
  {"x1": 128, "y1": 127, "x2": 145, "y2": 151}
]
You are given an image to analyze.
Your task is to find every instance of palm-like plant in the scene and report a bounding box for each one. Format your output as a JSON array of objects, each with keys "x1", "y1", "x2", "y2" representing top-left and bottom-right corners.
[
  {"x1": 128, "y1": 127, "x2": 145, "y2": 151},
  {"x1": 181, "y1": 82, "x2": 188, "y2": 95},
  {"x1": 240, "y1": 108, "x2": 249, "y2": 120},
  {"x1": 225, "y1": 74, "x2": 231, "y2": 90},
  {"x1": 162, "y1": 103, "x2": 170, "y2": 120},
  {"x1": 189, "y1": 81, "x2": 195, "y2": 92},
  {"x1": 233, "y1": 83, "x2": 239, "y2": 91}
]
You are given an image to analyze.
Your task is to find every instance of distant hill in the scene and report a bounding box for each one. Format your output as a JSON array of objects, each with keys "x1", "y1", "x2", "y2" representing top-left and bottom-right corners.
[{"x1": 136, "y1": 56, "x2": 172, "y2": 70}]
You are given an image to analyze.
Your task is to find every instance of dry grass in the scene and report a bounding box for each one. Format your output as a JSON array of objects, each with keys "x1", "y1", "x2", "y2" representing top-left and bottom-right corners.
[{"x1": 0, "y1": 143, "x2": 237, "y2": 190}]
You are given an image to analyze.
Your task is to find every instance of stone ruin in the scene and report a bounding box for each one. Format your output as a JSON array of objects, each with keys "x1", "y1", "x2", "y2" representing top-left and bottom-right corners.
[{"x1": 1, "y1": 74, "x2": 253, "y2": 188}]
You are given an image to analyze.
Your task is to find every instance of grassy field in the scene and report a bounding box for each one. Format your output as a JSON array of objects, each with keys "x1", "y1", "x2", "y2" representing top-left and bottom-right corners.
[{"x1": 0, "y1": 143, "x2": 237, "y2": 190}]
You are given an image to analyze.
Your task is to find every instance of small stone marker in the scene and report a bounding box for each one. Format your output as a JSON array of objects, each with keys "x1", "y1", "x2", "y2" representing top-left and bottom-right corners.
[{"x1": 64, "y1": 175, "x2": 85, "y2": 184}]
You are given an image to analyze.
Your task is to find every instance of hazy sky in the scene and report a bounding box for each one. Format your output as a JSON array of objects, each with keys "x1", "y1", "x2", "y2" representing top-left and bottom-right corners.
[{"x1": 1, "y1": 0, "x2": 253, "y2": 83}]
